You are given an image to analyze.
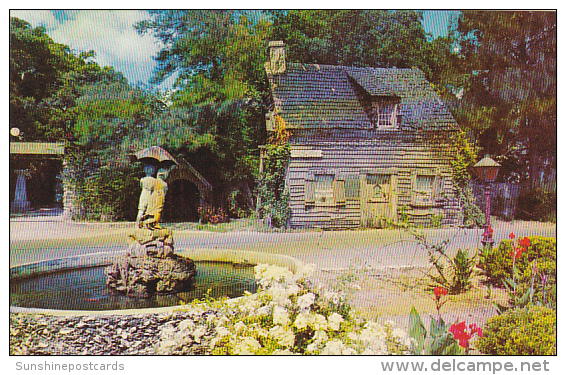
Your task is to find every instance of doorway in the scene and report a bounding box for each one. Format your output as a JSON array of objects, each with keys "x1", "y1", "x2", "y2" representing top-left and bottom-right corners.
[
  {"x1": 360, "y1": 172, "x2": 398, "y2": 228},
  {"x1": 163, "y1": 179, "x2": 200, "y2": 222}
]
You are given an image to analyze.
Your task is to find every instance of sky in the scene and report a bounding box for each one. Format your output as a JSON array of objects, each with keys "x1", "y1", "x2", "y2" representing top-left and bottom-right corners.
[{"x1": 9, "y1": 10, "x2": 457, "y2": 91}]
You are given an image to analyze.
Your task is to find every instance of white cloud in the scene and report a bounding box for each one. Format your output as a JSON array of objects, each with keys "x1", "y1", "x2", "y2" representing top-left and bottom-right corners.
[
  {"x1": 10, "y1": 10, "x2": 59, "y2": 30},
  {"x1": 11, "y1": 10, "x2": 161, "y2": 86}
]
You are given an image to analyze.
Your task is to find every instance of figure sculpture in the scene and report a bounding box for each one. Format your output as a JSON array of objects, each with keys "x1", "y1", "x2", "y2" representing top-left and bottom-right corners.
[
  {"x1": 107, "y1": 148, "x2": 196, "y2": 298},
  {"x1": 136, "y1": 164, "x2": 157, "y2": 227},
  {"x1": 139, "y1": 168, "x2": 168, "y2": 229},
  {"x1": 136, "y1": 166, "x2": 169, "y2": 229}
]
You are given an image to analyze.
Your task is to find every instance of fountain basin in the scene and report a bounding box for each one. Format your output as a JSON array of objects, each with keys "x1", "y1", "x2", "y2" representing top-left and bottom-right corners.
[{"x1": 10, "y1": 248, "x2": 305, "y2": 316}]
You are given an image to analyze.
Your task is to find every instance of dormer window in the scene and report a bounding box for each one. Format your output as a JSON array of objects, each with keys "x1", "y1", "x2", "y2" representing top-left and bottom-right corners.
[
  {"x1": 371, "y1": 99, "x2": 399, "y2": 129},
  {"x1": 348, "y1": 75, "x2": 401, "y2": 130}
]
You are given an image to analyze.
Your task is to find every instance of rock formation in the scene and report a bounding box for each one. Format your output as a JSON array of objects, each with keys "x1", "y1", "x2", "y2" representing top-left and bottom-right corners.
[{"x1": 106, "y1": 228, "x2": 197, "y2": 298}]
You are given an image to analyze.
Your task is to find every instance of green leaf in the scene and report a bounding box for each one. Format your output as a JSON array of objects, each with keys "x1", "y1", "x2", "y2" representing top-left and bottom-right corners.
[
  {"x1": 408, "y1": 306, "x2": 427, "y2": 354},
  {"x1": 430, "y1": 333, "x2": 458, "y2": 355},
  {"x1": 442, "y1": 342, "x2": 463, "y2": 355},
  {"x1": 429, "y1": 316, "x2": 446, "y2": 338}
]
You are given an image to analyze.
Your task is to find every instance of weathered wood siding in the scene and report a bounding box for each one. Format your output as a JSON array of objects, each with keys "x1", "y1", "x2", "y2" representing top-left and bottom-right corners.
[{"x1": 287, "y1": 132, "x2": 459, "y2": 229}]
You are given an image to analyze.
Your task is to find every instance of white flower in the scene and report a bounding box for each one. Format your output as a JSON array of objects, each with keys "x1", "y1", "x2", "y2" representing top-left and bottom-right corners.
[
  {"x1": 254, "y1": 264, "x2": 294, "y2": 287},
  {"x1": 233, "y1": 337, "x2": 261, "y2": 355},
  {"x1": 321, "y1": 339, "x2": 347, "y2": 355},
  {"x1": 347, "y1": 332, "x2": 359, "y2": 341},
  {"x1": 267, "y1": 284, "x2": 292, "y2": 306},
  {"x1": 215, "y1": 326, "x2": 231, "y2": 337},
  {"x1": 273, "y1": 306, "x2": 291, "y2": 326},
  {"x1": 255, "y1": 305, "x2": 271, "y2": 316},
  {"x1": 269, "y1": 325, "x2": 295, "y2": 347},
  {"x1": 297, "y1": 292, "x2": 316, "y2": 310},
  {"x1": 286, "y1": 283, "x2": 300, "y2": 296},
  {"x1": 234, "y1": 321, "x2": 246, "y2": 333},
  {"x1": 328, "y1": 313, "x2": 344, "y2": 331},
  {"x1": 322, "y1": 291, "x2": 340, "y2": 304},
  {"x1": 272, "y1": 349, "x2": 295, "y2": 355},
  {"x1": 313, "y1": 329, "x2": 328, "y2": 344},
  {"x1": 306, "y1": 342, "x2": 319, "y2": 352},
  {"x1": 311, "y1": 314, "x2": 327, "y2": 331},
  {"x1": 294, "y1": 312, "x2": 311, "y2": 330},
  {"x1": 342, "y1": 347, "x2": 358, "y2": 355}
]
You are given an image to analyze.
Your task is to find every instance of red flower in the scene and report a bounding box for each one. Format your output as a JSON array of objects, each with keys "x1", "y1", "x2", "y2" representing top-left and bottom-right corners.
[
  {"x1": 487, "y1": 226, "x2": 494, "y2": 235},
  {"x1": 434, "y1": 286, "x2": 448, "y2": 299},
  {"x1": 469, "y1": 324, "x2": 484, "y2": 338},
  {"x1": 509, "y1": 233, "x2": 516, "y2": 239},
  {"x1": 518, "y1": 237, "x2": 531, "y2": 248},
  {"x1": 450, "y1": 321, "x2": 483, "y2": 349},
  {"x1": 509, "y1": 248, "x2": 524, "y2": 259}
]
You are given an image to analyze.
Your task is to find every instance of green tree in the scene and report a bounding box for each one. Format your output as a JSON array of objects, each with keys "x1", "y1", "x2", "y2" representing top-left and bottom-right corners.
[
  {"x1": 10, "y1": 16, "x2": 129, "y2": 142},
  {"x1": 453, "y1": 11, "x2": 556, "y2": 183},
  {"x1": 269, "y1": 10, "x2": 452, "y2": 84},
  {"x1": 136, "y1": 10, "x2": 271, "y2": 213}
]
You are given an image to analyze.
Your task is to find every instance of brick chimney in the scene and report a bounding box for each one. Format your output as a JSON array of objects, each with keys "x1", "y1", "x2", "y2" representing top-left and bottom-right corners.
[{"x1": 268, "y1": 41, "x2": 286, "y2": 74}]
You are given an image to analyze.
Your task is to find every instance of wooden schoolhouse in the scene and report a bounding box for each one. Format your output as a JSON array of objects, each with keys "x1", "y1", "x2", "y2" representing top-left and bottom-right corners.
[{"x1": 264, "y1": 41, "x2": 460, "y2": 229}]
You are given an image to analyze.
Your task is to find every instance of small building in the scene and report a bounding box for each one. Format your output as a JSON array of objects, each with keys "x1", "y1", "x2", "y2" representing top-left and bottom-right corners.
[
  {"x1": 9, "y1": 142, "x2": 65, "y2": 213},
  {"x1": 264, "y1": 41, "x2": 460, "y2": 229}
]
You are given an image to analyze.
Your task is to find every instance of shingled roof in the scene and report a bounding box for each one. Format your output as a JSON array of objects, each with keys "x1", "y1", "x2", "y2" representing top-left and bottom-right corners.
[{"x1": 265, "y1": 62, "x2": 458, "y2": 131}]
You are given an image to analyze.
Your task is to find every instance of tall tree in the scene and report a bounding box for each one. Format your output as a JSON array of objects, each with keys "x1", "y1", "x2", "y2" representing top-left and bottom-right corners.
[
  {"x1": 136, "y1": 10, "x2": 271, "y2": 209},
  {"x1": 269, "y1": 10, "x2": 447, "y2": 83},
  {"x1": 453, "y1": 11, "x2": 556, "y2": 183},
  {"x1": 9, "y1": 17, "x2": 128, "y2": 142}
]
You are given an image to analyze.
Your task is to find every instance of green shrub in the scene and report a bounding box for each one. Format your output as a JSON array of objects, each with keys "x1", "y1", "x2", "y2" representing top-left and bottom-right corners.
[
  {"x1": 520, "y1": 258, "x2": 556, "y2": 309},
  {"x1": 478, "y1": 236, "x2": 556, "y2": 287},
  {"x1": 476, "y1": 305, "x2": 556, "y2": 355},
  {"x1": 452, "y1": 249, "x2": 475, "y2": 292}
]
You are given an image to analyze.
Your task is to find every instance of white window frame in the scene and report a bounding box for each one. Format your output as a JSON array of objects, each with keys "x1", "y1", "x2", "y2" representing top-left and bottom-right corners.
[{"x1": 411, "y1": 168, "x2": 444, "y2": 207}]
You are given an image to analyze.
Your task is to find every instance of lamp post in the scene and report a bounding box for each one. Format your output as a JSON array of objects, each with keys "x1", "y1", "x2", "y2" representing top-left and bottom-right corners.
[{"x1": 473, "y1": 154, "x2": 501, "y2": 247}]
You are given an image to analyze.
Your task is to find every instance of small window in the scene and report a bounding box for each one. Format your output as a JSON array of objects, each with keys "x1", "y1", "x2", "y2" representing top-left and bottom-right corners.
[
  {"x1": 367, "y1": 174, "x2": 391, "y2": 202},
  {"x1": 411, "y1": 170, "x2": 444, "y2": 207},
  {"x1": 373, "y1": 102, "x2": 398, "y2": 129},
  {"x1": 315, "y1": 174, "x2": 334, "y2": 204},
  {"x1": 369, "y1": 98, "x2": 399, "y2": 130},
  {"x1": 305, "y1": 172, "x2": 346, "y2": 207},
  {"x1": 416, "y1": 175, "x2": 434, "y2": 195}
]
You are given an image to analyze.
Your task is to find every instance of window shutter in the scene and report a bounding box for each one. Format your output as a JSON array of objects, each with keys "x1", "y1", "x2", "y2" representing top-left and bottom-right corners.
[
  {"x1": 410, "y1": 170, "x2": 418, "y2": 204},
  {"x1": 304, "y1": 174, "x2": 315, "y2": 205},
  {"x1": 334, "y1": 174, "x2": 346, "y2": 206},
  {"x1": 433, "y1": 170, "x2": 444, "y2": 203}
]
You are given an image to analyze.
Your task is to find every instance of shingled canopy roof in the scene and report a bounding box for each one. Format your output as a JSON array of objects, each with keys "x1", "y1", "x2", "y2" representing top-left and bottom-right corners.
[{"x1": 265, "y1": 62, "x2": 458, "y2": 131}]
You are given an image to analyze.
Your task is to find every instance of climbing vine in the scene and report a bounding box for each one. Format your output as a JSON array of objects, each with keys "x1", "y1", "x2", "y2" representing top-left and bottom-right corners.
[
  {"x1": 450, "y1": 131, "x2": 485, "y2": 228},
  {"x1": 257, "y1": 114, "x2": 291, "y2": 228}
]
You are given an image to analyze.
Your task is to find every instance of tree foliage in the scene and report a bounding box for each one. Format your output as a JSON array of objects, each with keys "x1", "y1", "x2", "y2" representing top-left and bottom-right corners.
[
  {"x1": 269, "y1": 10, "x2": 455, "y2": 84},
  {"x1": 10, "y1": 11, "x2": 556, "y2": 222},
  {"x1": 452, "y1": 11, "x2": 556, "y2": 183},
  {"x1": 9, "y1": 17, "x2": 128, "y2": 142}
]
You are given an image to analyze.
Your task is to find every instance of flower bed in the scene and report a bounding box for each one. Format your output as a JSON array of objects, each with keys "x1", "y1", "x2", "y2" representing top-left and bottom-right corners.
[{"x1": 156, "y1": 263, "x2": 413, "y2": 355}]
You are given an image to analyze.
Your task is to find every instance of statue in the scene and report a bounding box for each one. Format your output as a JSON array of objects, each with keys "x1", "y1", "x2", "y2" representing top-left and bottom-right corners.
[
  {"x1": 140, "y1": 168, "x2": 169, "y2": 229},
  {"x1": 136, "y1": 164, "x2": 157, "y2": 227},
  {"x1": 106, "y1": 146, "x2": 196, "y2": 298}
]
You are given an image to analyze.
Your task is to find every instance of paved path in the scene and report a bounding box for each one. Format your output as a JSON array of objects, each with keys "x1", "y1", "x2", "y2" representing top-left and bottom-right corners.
[
  {"x1": 10, "y1": 210, "x2": 555, "y2": 271},
  {"x1": 10, "y1": 210, "x2": 556, "y2": 328}
]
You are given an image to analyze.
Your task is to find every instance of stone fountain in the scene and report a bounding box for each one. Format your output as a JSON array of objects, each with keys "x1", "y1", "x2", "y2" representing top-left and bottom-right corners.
[{"x1": 105, "y1": 146, "x2": 197, "y2": 298}]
